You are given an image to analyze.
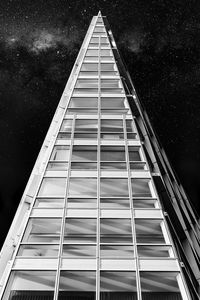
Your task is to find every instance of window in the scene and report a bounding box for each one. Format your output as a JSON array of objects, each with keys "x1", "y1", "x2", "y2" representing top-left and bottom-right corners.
[
  {"x1": 128, "y1": 147, "x2": 141, "y2": 161},
  {"x1": 75, "y1": 119, "x2": 98, "y2": 132},
  {"x1": 68, "y1": 178, "x2": 97, "y2": 197},
  {"x1": 100, "y1": 162, "x2": 126, "y2": 170},
  {"x1": 133, "y1": 198, "x2": 158, "y2": 209},
  {"x1": 17, "y1": 245, "x2": 59, "y2": 257},
  {"x1": 81, "y1": 63, "x2": 98, "y2": 71},
  {"x1": 75, "y1": 79, "x2": 98, "y2": 88},
  {"x1": 100, "y1": 272, "x2": 137, "y2": 299},
  {"x1": 101, "y1": 146, "x2": 125, "y2": 161},
  {"x1": 62, "y1": 245, "x2": 96, "y2": 257},
  {"x1": 69, "y1": 97, "x2": 98, "y2": 108},
  {"x1": 72, "y1": 146, "x2": 97, "y2": 161},
  {"x1": 100, "y1": 219, "x2": 132, "y2": 243},
  {"x1": 38, "y1": 178, "x2": 66, "y2": 197},
  {"x1": 100, "y1": 179, "x2": 129, "y2": 197},
  {"x1": 47, "y1": 162, "x2": 68, "y2": 171},
  {"x1": 22, "y1": 218, "x2": 61, "y2": 243},
  {"x1": 60, "y1": 119, "x2": 73, "y2": 132},
  {"x1": 3, "y1": 271, "x2": 56, "y2": 300},
  {"x1": 100, "y1": 198, "x2": 130, "y2": 209},
  {"x1": 64, "y1": 218, "x2": 96, "y2": 243},
  {"x1": 34, "y1": 198, "x2": 64, "y2": 208},
  {"x1": 100, "y1": 245, "x2": 134, "y2": 258},
  {"x1": 50, "y1": 146, "x2": 70, "y2": 161},
  {"x1": 59, "y1": 271, "x2": 96, "y2": 300},
  {"x1": 135, "y1": 220, "x2": 165, "y2": 244},
  {"x1": 101, "y1": 98, "x2": 126, "y2": 109},
  {"x1": 67, "y1": 198, "x2": 97, "y2": 209},
  {"x1": 101, "y1": 120, "x2": 123, "y2": 132},
  {"x1": 140, "y1": 272, "x2": 183, "y2": 300},
  {"x1": 131, "y1": 179, "x2": 152, "y2": 197},
  {"x1": 137, "y1": 245, "x2": 172, "y2": 258}
]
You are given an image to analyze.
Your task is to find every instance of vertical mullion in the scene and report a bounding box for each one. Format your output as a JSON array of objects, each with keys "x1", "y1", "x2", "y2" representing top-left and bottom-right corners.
[
  {"x1": 53, "y1": 115, "x2": 75, "y2": 300},
  {"x1": 96, "y1": 32, "x2": 101, "y2": 300},
  {"x1": 124, "y1": 114, "x2": 142, "y2": 300}
]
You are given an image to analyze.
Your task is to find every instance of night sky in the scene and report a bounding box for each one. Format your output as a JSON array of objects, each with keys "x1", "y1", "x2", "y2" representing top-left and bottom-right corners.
[{"x1": 0, "y1": 0, "x2": 200, "y2": 247}]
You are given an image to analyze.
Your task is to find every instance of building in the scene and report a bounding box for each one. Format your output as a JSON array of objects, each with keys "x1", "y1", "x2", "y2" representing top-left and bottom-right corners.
[{"x1": 0, "y1": 11, "x2": 199, "y2": 300}]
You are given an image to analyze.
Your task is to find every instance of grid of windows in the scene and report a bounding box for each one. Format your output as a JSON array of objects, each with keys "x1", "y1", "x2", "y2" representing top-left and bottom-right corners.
[{"x1": 1, "y1": 14, "x2": 188, "y2": 300}]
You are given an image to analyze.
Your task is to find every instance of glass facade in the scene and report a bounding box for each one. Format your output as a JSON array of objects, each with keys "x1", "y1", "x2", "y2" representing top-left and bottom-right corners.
[{"x1": 0, "y1": 12, "x2": 190, "y2": 300}]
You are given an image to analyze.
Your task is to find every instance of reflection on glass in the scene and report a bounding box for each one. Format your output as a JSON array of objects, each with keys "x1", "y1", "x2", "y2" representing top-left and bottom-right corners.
[
  {"x1": 131, "y1": 179, "x2": 151, "y2": 197},
  {"x1": 64, "y1": 218, "x2": 96, "y2": 243},
  {"x1": 135, "y1": 220, "x2": 165, "y2": 244},
  {"x1": 3, "y1": 271, "x2": 56, "y2": 300},
  {"x1": 100, "y1": 219, "x2": 132, "y2": 243},
  {"x1": 50, "y1": 146, "x2": 70, "y2": 161},
  {"x1": 68, "y1": 178, "x2": 97, "y2": 197},
  {"x1": 100, "y1": 179, "x2": 129, "y2": 197},
  {"x1": 38, "y1": 178, "x2": 66, "y2": 197},
  {"x1": 17, "y1": 245, "x2": 59, "y2": 257},
  {"x1": 62, "y1": 245, "x2": 96, "y2": 257}
]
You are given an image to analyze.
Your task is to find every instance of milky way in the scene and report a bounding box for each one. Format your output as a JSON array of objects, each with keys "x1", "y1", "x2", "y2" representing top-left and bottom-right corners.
[{"x1": 0, "y1": 0, "x2": 200, "y2": 246}]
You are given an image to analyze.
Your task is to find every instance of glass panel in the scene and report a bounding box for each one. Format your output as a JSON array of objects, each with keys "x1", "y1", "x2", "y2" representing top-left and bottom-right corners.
[
  {"x1": 71, "y1": 162, "x2": 97, "y2": 170},
  {"x1": 128, "y1": 147, "x2": 141, "y2": 161},
  {"x1": 74, "y1": 133, "x2": 97, "y2": 139},
  {"x1": 101, "y1": 64, "x2": 115, "y2": 71},
  {"x1": 50, "y1": 146, "x2": 70, "y2": 161},
  {"x1": 135, "y1": 220, "x2": 165, "y2": 244},
  {"x1": 72, "y1": 146, "x2": 97, "y2": 161},
  {"x1": 23, "y1": 218, "x2": 61, "y2": 243},
  {"x1": 81, "y1": 63, "x2": 98, "y2": 71},
  {"x1": 64, "y1": 219, "x2": 96, "y2": 243},
  {"x1": 68, "y1": 178, "x2": 97, "y2": 197},
  {"x1": 3, "y1": 271, "x2": 56, "y2": 300},
  {"x1": 100, "y1": 272, "x2": 137, "y2": 299},
  {"x1": 57, "y1": 133, "x2": 71, "y2": 139},
  {"x1": 86, "y1": 49, "x2": 98, "y2": 56},
  {"x1": 100, "y1": 219, "x2": 132, "y2": 243},
  {"x1": 101, "y1": 120, "x2": 123, "y2": 132},
  {"x1": 126, "y1": 120, "x2": 135, "y2": 132},
  {"x1": 34, "y1": 198, "x2": 64, "y2": 208},
  {"x1": 140, "y1": 272, "x2": 183, "y2": 299},
  {"x1": 60, "y1": 119, "x2": 73, "y2": 132},
  {"x1": 67, "y1": 198, "x2": 97, "y2": 209},
  {"x1": 101, "y1": 98, "x2": 126, "y2": 108},
  {"x1": 100, "y1": 245, "x2": 134, "y2": 258},
  {"x1": 75, "y1": 79, "x2": 98, "y2": 88},
  {"x1": 59, "y1": 271, "x2": 96, "y2": 300},
  {"x1": 47, "y1": 162, "x2": 68, "y2": 171},
  {"x1": 17, "y1": 245, "x2": 59, "y2": 257},
  {"x1": 69, "y1": 97, "x2": 98, "y2": 108},
  {"x1": 138, "y1": 245, "x2": 172, "y2": 258},
  {"x1": 131, "y1": 179, "x2": 152, "y2": 197},
  {"x1": 75, "y1": 119, "x2": 98, "y2": 131},
  {"x1": 130, "y1": 162, "x2": 146, "y2": 170},
  {"x1": 101, "y1": 162, "x2": 126, "y2": 170},
  {"x1": 101, "y1": 79, "x2": 120, "y2": 88},
  {"x1": 62, "y1": 245, "x2": 96, "y2": 257},
  {"x1": 101, "y1": 146, "x2": 125, "y2": 161},
  {"x1": 38, "y1": 178, "x2": 66, "y2": 197},
  {"x1": 101, "y1": 132, "x2": 124, "y2": 140},
  {"x1": 100, "y1": 198, "x2": 130, "y2": 209},
  {"x1": 100, "y1": 179, "x2": 129, "y2": 197},
  {"x1": 133, "y1": 198, "x2": 158, "y2": 208}
]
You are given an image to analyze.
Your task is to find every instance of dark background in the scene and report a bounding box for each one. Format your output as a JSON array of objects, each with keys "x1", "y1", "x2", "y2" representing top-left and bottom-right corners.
[{"x1": 0, "y1": 0, "x2": 200, "y2": 247}]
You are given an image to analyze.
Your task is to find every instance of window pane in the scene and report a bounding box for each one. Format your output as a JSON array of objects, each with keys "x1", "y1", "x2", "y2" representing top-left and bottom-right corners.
[
  {"x1": 67, "y1": 198, "x2": 97, "y2": 209},
  {"x1": 131, "y1": 179, "x2": 151, "y2": 197},
  {"x1": 100, "y1": 198, "x2": 130, "y2": 209},
  {"x1": 59, "y1": 271, "x2": 96, "y2": 300},
  {"x1": 72, "y1": 146, "x2": 97, "y2": 161},
  {"x1": 64, "y1": 218, "x2": 96, "y2": 243},
  {"x1": 68, "y1": 178, "x2": 97, "y2": 197},
  {"x1": 69, "y1": 97, "x2": 98, "y2": 108},
  {"x1": 71, "y1": 162, "x2": 97, "y2": 170},
  {"x1": 126, "y1": 120, "x2": 135, "y2": 132},
  {"x1": 140, "y1": 272, "x2": 183, "y2": 299},
  {"x1": 3, "y1": 271, "x2": 56, "y2": 300},
  {"x1": 100, "y1": 245, "x2": 134, "y2": 258},
  {"x1": 23, "y1": 218, "x2": 61, "y2": 243},
  {"x1": 101, "y1": 162, "x2": 126, "y2": 170},
  {"x1": 34, "y1": 198, "x2": 64, "y2": 208},
  {"x1": 38, "y1": 178, "x2": 66, "y2": 197},
  {"x1": 100, "y1": 219, "x2": 132, "y2": 243},
  {"x1": 100, "y1": 272, "x2": 137, "y2": 300},
  {"x1": 101, "y1": 132, "x2": 124, "y2": 140},
  {"x1": 17, "y1": 245, "x2": 59, "y2": 257},
  {"x1": 75, "y1": 119, "x2": 98, "y2": 131},
  {"x1": 47, "y1": 162, "x2": 68, "y2": 171},
  {"x1": 62, "y1": 245, "x2": 96, "y2": 257},
  {"x1": 138, "y1": 245, "x2": 171, "y2": 258},
  {"x1": 100, "y1": 179, "x2": 129, "y2": 197},
  {"x1": 135, "y1": 220, "x2": 165, "y2": 244},
  {"x1": 60, "y1": 119, "x2": 73, "y2": 132},
  {"x1": 101, "y1": 146, "x2": 125, "y2": 161},
  {"x1": 101, "y1": 120, "x2": 123, "y2": 132},
  {"x1": 128, "y1": 147, "x2": 141, "y2": 161},
  {"x1": 50, "y1": 146, "x2": 70, "y2": 161}
]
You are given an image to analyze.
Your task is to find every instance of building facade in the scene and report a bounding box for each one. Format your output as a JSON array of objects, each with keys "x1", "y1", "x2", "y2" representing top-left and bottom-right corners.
[{"x1": 0, "y1": 12, "x2": 199, "y2": 300}]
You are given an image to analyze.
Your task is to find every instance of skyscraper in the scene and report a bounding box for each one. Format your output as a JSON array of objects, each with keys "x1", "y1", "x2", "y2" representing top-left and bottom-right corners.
[{"x1": 0, "y1": 11, "x2": 199, "y2": 300}]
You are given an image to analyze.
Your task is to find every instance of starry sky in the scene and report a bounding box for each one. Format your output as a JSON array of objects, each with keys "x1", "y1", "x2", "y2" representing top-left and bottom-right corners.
[{"x1": 0, "y1": 0, "x2": 200, "y2": 247}]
